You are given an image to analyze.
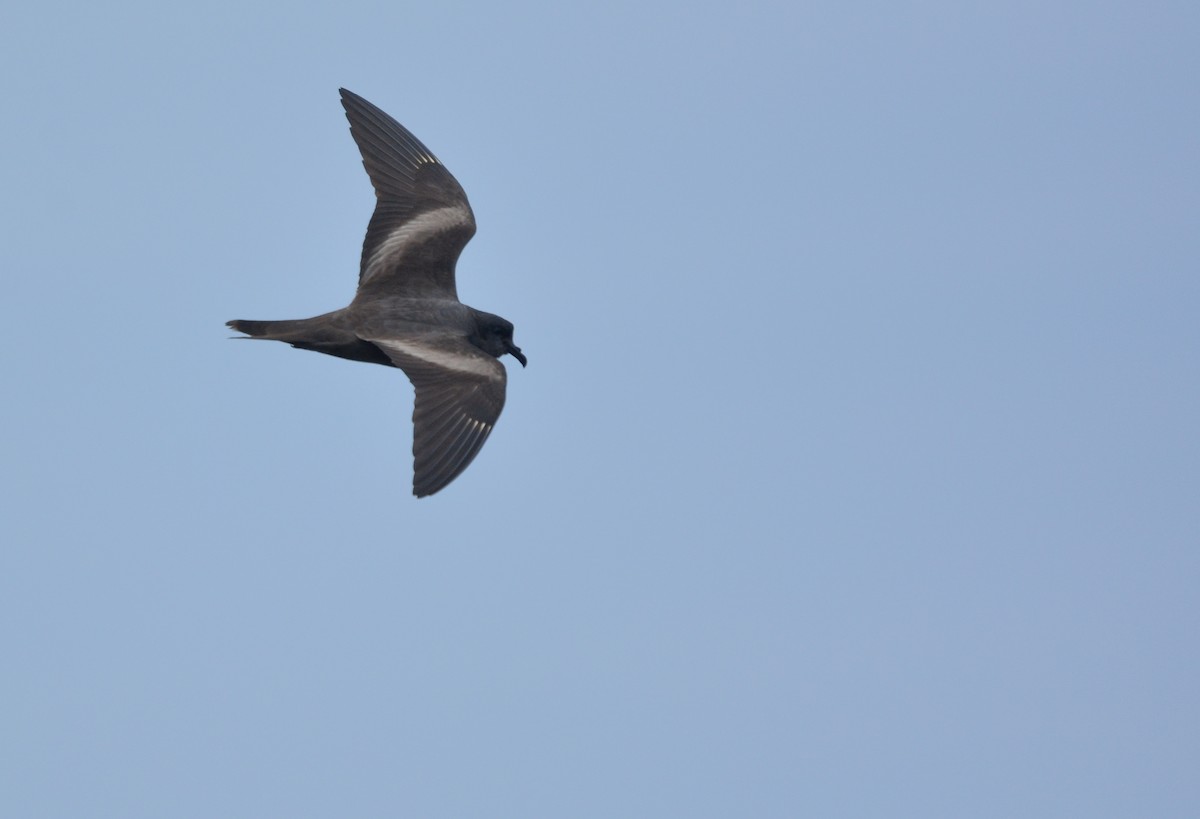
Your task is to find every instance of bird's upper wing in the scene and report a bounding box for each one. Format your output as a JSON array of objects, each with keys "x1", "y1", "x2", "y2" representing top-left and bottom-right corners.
[
  {"x1": 369, "y1": 334, "x2": 508, "y2": 497},
  {"x1": 340, "y1": 88, "x2": 476, "y2": 300}
]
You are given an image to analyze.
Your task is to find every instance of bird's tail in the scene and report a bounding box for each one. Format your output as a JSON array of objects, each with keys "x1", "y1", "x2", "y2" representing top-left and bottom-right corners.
[
  {"x1": 226, "y1": 317, "x2": 319, "y2": 340},
  {"x1": 226, "y1": 314, "x2": 394, "y2": 366}
]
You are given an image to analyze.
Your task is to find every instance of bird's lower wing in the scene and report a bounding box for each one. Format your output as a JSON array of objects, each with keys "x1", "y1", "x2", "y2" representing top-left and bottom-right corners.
[{"x1": 369, "y1": 336, "x2": 508, "y2": 497}]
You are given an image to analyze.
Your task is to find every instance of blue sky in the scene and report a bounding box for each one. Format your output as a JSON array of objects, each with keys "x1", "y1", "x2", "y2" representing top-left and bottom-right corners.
[{"x1": 2, "y1": 2, "x2": 1198, "y2": 816}]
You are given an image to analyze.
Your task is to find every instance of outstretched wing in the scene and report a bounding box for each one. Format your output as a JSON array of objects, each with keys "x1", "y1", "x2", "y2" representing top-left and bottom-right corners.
[
  {"x1": 370, "y1": 335, "x2": 508, "y2": 497},
  {"x1": 340, "y1": 89, "x2": 476, "y2": 300}
]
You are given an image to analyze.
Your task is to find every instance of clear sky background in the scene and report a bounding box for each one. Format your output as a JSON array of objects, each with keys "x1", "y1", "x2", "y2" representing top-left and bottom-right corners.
[{"x1": 2, "y1": 2, "x2": 1197, "y2": 816}]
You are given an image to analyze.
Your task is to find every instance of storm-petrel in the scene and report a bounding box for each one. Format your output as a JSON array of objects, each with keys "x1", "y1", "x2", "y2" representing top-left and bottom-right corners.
[{"x1": 228, "y1": 89, "x2": 525, "y2": 498}]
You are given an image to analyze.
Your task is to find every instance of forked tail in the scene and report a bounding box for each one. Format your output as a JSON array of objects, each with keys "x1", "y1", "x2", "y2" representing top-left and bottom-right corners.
[
  {"x1": 225, "y1": 315, "x2": 393, "y2": 366},
  {"x1": 226, "y1": 317, "x2": 318, "y2": 339}
]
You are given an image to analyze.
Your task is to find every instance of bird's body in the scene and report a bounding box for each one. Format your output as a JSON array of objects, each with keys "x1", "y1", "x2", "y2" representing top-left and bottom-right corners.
[{"x1": 228, "y1": 89, "x2": 525, "y2": 498}]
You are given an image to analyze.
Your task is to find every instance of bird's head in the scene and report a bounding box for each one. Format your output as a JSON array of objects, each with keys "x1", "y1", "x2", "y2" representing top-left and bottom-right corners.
[{"x1": 470, "y1": 310, "x2": 526, "y2": 367}]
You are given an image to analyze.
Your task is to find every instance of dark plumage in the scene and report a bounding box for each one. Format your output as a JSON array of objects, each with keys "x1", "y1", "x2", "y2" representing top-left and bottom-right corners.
[{"x1": 228, "y1": 89, "x2": 525, "y2": 498}]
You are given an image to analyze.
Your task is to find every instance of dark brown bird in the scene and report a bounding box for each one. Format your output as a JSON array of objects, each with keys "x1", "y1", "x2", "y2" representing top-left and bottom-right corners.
[{"x1": 228, "y1": 89, "x2": 525, "y2": 497}]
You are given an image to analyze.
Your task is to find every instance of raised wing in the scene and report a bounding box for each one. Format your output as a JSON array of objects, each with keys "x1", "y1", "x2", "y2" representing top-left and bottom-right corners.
[
  {"x1": 340, "y1": 89, "x2": 476, "y2": 300},
  {"x1": 370, "y1": 335, "x2": 508, "y2": 497}
]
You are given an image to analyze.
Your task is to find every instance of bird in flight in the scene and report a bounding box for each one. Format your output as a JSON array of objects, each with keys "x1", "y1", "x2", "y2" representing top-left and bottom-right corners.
[{"x1": 228, "y1": 89, "x2": 525, "y2": 498}]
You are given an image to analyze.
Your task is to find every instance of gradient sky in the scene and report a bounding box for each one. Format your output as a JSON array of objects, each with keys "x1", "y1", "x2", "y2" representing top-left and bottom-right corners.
[{"x1": 2, "y1": 2, "x2": 1198, "y2": 817}]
